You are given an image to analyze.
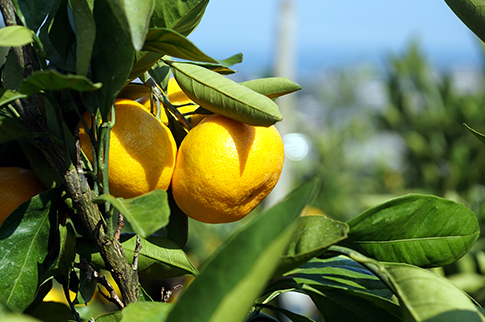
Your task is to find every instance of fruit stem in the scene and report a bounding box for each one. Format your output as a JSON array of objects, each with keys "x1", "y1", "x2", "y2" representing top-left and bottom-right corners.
[{"x1": 145, "y1": 76, "x2": 193, "y2": 130}]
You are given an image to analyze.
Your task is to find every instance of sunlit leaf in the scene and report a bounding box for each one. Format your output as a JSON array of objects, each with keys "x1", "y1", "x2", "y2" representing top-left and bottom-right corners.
[
  {"x1": 341, "y1": 194, "x2": 480, "y2": 267},
  {"x1": 240, "y1": 77, "x2": 302, "y2": 100},
  {"x1": 93, "y1": 190, "x2": 170, "y2": 238},
  {"x1": 0, "y1": 89, "x2": 27, "y2": 107},
  {"x1": 77, "y1": 234, "x2": 198, "y2": 278},
  {"x1": 96, "y1": 311, "x2": 122, "y2": 322},
  {"x1": 0, "y1": 26, "x2": 33, "y2": 47},
  {"x1": 274, "y1": 216, "x2": 349, "y2": 277},
  {"x1": 120, "y1": 302, "x2": 172, "y2": 322},
  {"x1": 166, "y1": 177, "x2": 320, "y2": 322},
  {"x1": 170, "y1": 62, "x2": 282, "y2": 126},
  {"x1": 106, "y1": 0, "x2": 155, "y2": 51},
  {"x1": 143, "y1": 28, "x2": 218, "y2": 63},
  {"x1": 384, "y1": 262, "x2": 485, "y2": 321},
  {"x1": 0, "y1": 189, "x2": 60, "y2": 312},
  {"x1": 150, "y1": 0, "x2": 209, "y2": 36}
]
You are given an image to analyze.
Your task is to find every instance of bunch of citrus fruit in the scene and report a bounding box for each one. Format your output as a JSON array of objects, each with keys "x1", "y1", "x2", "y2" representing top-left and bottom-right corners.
[{"x1": 78, "y1": 78, "x2": 285, "y2": 224}]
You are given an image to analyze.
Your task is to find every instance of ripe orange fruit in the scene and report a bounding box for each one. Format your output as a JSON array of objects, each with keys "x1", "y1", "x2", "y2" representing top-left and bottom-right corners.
[
  {"x1": 0, "y1": 167, "x2": 46, "y2": 224},
  {"x1": 171, "y1": 114, "x2": 285, "y2": 223},
  {"x1": 78, "y1": 99, "x2": 177, "y2": 199}
]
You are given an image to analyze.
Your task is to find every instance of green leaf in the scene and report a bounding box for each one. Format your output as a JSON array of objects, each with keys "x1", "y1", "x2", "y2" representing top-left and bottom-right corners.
[
  {"x1": 52, "y1": 223, "x2": 76, "y2": 277},
  {"x1": 143, "y1": 28, "x2": 218, "y2": 63},
  {"x1": 166, "y1": 177, "x2": 320, "y2": 322},
  {"x1": 120, "y1": 302, "x2": 172, "y2": 322},
  {"x1": 341, "y1": 194, "x2": 480, "y2": 267},
  {"x1": 150, "y1": 0, "x2": 209, "y2": 37},
  {"x1": 0, "y1": 189, "x2": 60, "y2": 312},
  {"x1": 129, "y1": 51, "x2": 164, "y2": 81},
  {"x1": 78, "y1": 234, "x2": 198, "y2": 278},
  {"x1": 240, "y1": 77, "x2": 302, "y2": 100},
  {"x1": 0, "y1": 313, "x2": 43, "y2": 322},
  {"x1": 217, "y1": 53, "x2": 243, "y2": 67},
  {"x1": 2, "y1": 51, "x2": 24, "y2": 90},
  {"x1": 165, "y1": 189, "x2": 188, "y2": 248},
  {"x1": 271, "y1": 257, "x2": 395, "y2": 303},
  {"x1": 0, "y1": 26, "x2": 33, "y2": 47},
  {"x1": 274, "y1": 216, "x2": 349, "y2": 277},
  {"x1": 93, "y1": 190, "x2": 170, "y2": 238},
  {"x1": 91, "y1": 0, "x2": 135, "y2": 120},
  {"x1": 445, "y1": 0, "x2": 485, "y2": 43},
  {"x1": 0, "y1": 89, "x2": 27, "y2": 107},
  {"x1": 464, "y1": 123, "x2": 485, "y2": 145},
  {"x1": 106, "y1": 0, "x2": 155, "y2": 51},
  {"x1": 384, "y1": 263, "x2": 485, "y2": 322},
  {"x1": 170, "y1": 62, "x2": 282, "y2": 126},
  {"x1": 18, "y1": 70, "x2": 101, "y2": 95},
  {"x1": 306, "y1": 286, "x2": 402, "y2": 322},
  {"x1": 70, "y1": 0, "x2": 96, "y2": 76},
  {"x1": 96, "y1": 311, "x2": 122, "y2": 322},
  {"x1": 48, "y1": 0, "x2": 75, "y2": 62},
  {"x1": 256, "y1": 304, "x2": 316, "y2": 322},
  {"x1": 13, "y1": 0, "x2": 56, "y2": 31}
]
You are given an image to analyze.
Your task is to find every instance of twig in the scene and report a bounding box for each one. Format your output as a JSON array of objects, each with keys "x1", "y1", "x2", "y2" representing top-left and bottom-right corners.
[
  {"x1": 161, "y1": 284, "x2": 182, "y2": 303},
  {"x1": 114, "y1": 212, "x2": 124, "y2": 241},
  {"x1": 133, "y1": 235, "x2": 142, "y2": 271},
  {"x1": 75, "y1": 258, "x2": 124, "y2": 309}
]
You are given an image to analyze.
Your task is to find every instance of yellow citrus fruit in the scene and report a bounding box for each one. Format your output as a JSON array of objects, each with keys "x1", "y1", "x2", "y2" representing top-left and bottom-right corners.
[
  {"x1": 0, "y1": 167, "x2": 46, "y2": 224},
  {"x1": 172, "y1": 114, "x2": 285, "y2": 223},
  {"x1": 78, "y1": 99, "x2": 177, "y2": 199}
]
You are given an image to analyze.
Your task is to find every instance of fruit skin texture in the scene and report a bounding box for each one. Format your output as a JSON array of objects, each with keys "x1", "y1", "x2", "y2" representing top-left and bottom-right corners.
[
  {"x1": 172, "y1": 114, "x2": 285, "y2": 224},
  {"x1": 78, "y1": 99, "x2": 177, "y2": 199},
  {"x1": 0, "y1": 167, "x2": 46, "y2": 224}
]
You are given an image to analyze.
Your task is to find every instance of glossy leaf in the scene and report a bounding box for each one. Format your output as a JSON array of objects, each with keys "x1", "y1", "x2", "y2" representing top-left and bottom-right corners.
[
  {"x1": 78, "y1": 234, "x2": 198, "y2": 278},
  {"x1": 170, "y1": 62, "x2": 282, "y2": 126},
  {"x1": 106, "y1": 0, "x2": 155, "y2": 51},
  {"x1": 274, "y1": 216, "x2": 349, "y2": 277},
  {"x1": 256, "y1": 304, "x2": 316, "y2": 322},
  {"x1": 271, "y1": 257, "x2": 395, "y2": 302},
  {"x1": 93, "y1": 190, "x2": 170, "y2": 238},
  {"x1": 150, "y1": 0, "x2": 209, "y2": 36},
  {"x1": 341, "y1": 194, "x2": 480, "y2": 267},
  {"x1": 143, "y1": 28, "x2": 218, "y2": 63},
  {"x1": 0, "y1": 189, "x2": 59, "y2": 312},
  {"x1": 445, "y1": 0, "x2": 485, "y2": 43},
  {"x1": 0, "y1": 26, "x2": 33, "y2": 47},
  {"x1": 240, "y1": 77, "x2": 302, "y2": 100},
  {"x1": 306, "y1": 286, "x2": 402, "y2": 322},
  {"x1": 166, "y1": 177, "x2": 320, "y2": 322},
  {"x1": 18, "y1": 70, "x2": 102, "y2": 95},
  {"x1": 13, "y1": 0, "x2": 56, "y2": 31},
  {"x1": 91, "y1": 0, "x2": 135, "y2": 120},
  {"x1": 121, "y1": 302, "x2": 172, "y2": 322},
  {"x1": 70, "y1": 0, "x2": 96, "y2": 76},
  {"x1": 267, "y1": 257, "x2": 401, "y2": 322},
  {"x1": 384, "y1": 263, "x2": 485, "y2": 321}
]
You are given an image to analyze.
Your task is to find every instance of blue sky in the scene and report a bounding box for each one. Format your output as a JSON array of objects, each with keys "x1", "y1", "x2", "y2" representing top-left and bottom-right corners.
[{"x1": 188, "y1": 1, "x2": 482, "y2": 75}]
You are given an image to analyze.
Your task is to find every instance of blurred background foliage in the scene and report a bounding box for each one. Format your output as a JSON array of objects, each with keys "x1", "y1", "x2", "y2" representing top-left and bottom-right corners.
[{"x1": 187, "y1": 40, "x2": 485, "y2": 313}]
